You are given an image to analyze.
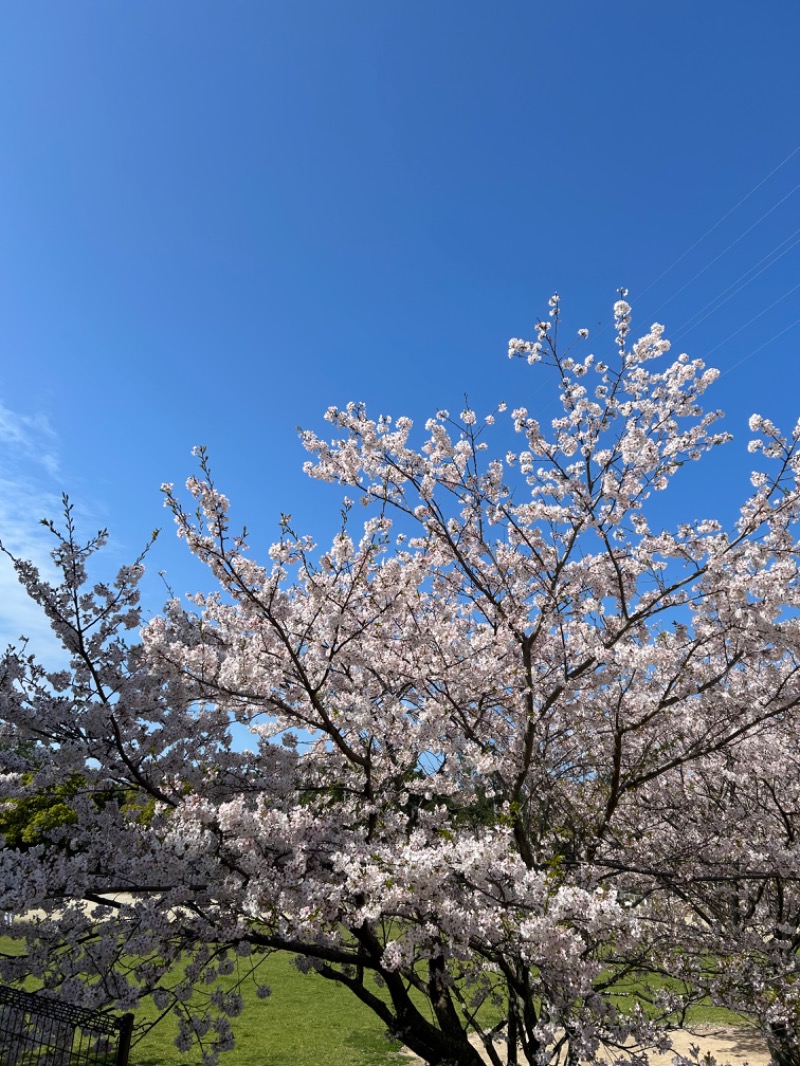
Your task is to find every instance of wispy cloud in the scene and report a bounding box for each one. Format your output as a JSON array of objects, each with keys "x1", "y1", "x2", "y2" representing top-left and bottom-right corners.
[
  {"x1": 0, "y1": 401, "x2": 67, "y2": 663},
  {"x1": 0, "y1": 400, "x2": 60, "y2": 479}
]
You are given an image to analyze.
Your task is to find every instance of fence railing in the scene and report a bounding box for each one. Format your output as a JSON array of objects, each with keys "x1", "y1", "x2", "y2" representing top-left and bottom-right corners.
[{"x1": 0, "y1": 984, "x2": 133, "y2": 1066}]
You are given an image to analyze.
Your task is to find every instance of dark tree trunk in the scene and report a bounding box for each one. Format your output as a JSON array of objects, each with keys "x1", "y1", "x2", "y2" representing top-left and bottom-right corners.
[{"x1": 767, "y1": 1022, "x2": 800, "y2": 1066}]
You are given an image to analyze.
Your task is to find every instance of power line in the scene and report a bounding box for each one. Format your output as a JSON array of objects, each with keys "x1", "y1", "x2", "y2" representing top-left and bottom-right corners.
[
  {"x1": 634, "y1": 142, "x2": 800, "y2": 304},
  {"x1": 555, "y1": 145, "x2": 800, "y2": 375},
  {"x1": 643, "y1": 180, "x2": 800, "y2": 322},
  {"x1": 672, "y1": 225, "x2": 800, "y2": 342},
  {"x1": 718, "y1": 315, "x2": 800, "y2": 380},
  {"x1": 704, "y1": 278, "x2": 800, "y2": 358}
]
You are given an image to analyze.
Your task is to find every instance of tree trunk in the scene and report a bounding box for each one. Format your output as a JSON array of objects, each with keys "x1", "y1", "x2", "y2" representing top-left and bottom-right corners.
[
  {"x1": 395, "y1": 1023, "x2": 486, "y2": 1066},
  {"x1": 766, "y1": 1022, "x2": 800, "y2": 1066}
]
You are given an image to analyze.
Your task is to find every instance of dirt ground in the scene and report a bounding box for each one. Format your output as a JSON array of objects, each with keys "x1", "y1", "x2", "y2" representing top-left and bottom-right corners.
[
  {"x1": 401, "y1": 1024, "x2": 771, "y2": 1065},
  {"x1": 642, "y1": 1026, "x2": 769, "y2": 1065}
]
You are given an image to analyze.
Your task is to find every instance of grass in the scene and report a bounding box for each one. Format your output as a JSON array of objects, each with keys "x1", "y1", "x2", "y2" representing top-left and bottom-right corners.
[
  {"x1": 0, "y1": 935, "x2": 403, "y2": 1065},
  {"x1": 130, "y1": 953, "x2": 404, "y2": 1066},
  {"x1": 0, "y1": 932, "x2": 755, "y2": 1065},
  {"x1": 609, "y1": 971, "x2": 748, "y2": 1029}
]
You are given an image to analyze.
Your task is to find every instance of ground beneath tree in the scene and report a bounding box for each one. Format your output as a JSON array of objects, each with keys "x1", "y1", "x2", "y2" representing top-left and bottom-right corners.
[{"x1": 401, "y1": 1025, "x2": 770, "y2": 1064}]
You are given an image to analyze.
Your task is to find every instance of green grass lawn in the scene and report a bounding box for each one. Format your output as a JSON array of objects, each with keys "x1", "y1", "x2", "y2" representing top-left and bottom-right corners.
[
  {"x1": 0, "y1": 935, "x2": 403, "y2": 1066},
  {"x1": 130, "y1": 953, "x2": 404, "y2": 1066},
  {"x1": 128, "y1": 967, "x2": 752, "y2": 1065},
  {"x1": 0, "y1": 932, "x2": 753, "y2": 1065},
  {"x1": 608, "y1": 968, "x2": 749, "y2": 1029}
]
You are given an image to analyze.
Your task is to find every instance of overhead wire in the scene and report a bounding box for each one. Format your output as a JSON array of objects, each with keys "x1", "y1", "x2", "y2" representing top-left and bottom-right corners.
[
  {"x1": 718, "y1": 315, "x2": 800, "y2": 380},
  {"x1": 534, "y1": 142, "x2": 800, "y2": 394},
  {"x1": 634, "y1": 142, "x2": 800, "y2": 305},
  {"x1": 703, "y1": 277, "x2": 800, "y2": 358},
  {"x1": 620, "y1": 141, "x2": 800, "y2": 376},
  {"x1": 581, "y1": 143, "x2": 800, "y2": 357},
  {"x1": 671, "y1": 224, "x2": 800, "y2": 342},
  {"x1": 641, "y1": 179, "x2": 800, "y2": 322}
]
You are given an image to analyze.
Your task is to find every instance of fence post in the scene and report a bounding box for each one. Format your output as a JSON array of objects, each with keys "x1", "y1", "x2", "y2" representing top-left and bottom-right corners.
[{"x1": 116, "y1": 1011, "x2": 135, "y2": 1066}]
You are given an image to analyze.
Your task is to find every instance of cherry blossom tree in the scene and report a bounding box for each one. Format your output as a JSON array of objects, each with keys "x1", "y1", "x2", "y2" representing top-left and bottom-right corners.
[
  {"x1": 643, "y1": 744, "x2": 800, "y2": 1066},
  {"x1": 2, "y1": 296, "x2": 800, "y2": 1066},
  {"x1": 617, "y1": 652, "x2": 800, "y2": 1065}
]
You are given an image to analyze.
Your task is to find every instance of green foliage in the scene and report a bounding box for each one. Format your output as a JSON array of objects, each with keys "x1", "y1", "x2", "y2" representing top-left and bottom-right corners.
[
  {"x1": 0, "y1": 772, "x2": 82, "y2": 850},
  {"x1": 0, "y1": 770, "x2": 154, "y2": 851}
]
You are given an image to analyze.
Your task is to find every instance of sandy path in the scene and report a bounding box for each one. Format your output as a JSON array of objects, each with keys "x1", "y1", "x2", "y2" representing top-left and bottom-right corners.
[{"x1": 401, "y1": 1024, "x2": 771, "y2": 1064}]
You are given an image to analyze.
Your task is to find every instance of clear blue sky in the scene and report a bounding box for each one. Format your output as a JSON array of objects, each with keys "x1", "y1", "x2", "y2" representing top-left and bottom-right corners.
[{"x1": 1, "y1": 1, "x2": 799, "y2": 650}]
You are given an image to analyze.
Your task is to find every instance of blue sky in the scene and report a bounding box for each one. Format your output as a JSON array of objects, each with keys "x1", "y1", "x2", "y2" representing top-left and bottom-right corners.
[{"x1": 1, "y1": 1, "x2": 799, "y2": 651}]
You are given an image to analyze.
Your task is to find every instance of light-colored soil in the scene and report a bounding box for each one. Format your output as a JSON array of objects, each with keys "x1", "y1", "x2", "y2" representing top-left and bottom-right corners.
[
  {"x1": 648, "y1": 1025, "x2": 769, "y2": 1065},
  {"x1": 401, "y1": 1024, "x2": 771, "y2": 1064}
]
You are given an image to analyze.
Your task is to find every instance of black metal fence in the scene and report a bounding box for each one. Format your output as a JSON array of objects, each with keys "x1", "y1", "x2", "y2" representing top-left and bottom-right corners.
[{"x1": 0, "y1": 985, "x2": 133, "y2": 1066}]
